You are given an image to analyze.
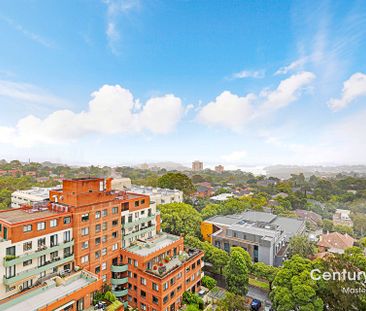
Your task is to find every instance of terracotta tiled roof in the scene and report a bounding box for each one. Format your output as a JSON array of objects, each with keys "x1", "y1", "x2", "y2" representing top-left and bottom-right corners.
[{"x1": 317, "y1": 232, "x2": 355, "y2": 250}]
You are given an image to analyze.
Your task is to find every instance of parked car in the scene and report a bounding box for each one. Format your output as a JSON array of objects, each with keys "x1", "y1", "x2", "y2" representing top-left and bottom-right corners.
[{"x1": 251, "y1": 299, "x2": 262, "y2": 311}]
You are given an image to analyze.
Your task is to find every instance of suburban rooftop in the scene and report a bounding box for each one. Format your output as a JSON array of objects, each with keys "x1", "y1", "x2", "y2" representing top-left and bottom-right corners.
[
  {"x1": 0, "y1": 206, "x2": 68, "y2": 224},
  {"x1": 126, "y1": 233, "x2": 181, "y2": 257}
]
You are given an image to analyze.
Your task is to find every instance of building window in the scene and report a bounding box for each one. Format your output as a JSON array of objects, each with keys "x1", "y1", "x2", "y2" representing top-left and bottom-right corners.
[
  {"x1": 102, "y1": 209, "x2": 108, "y2": 217},
  {"x1": 23, "y1": 224, "x2": 32, "y2": 232},
  {"x1": 50, "y1": 219, "x2": 57, "y2": 228},
  {"x1": 163, "y1": 282, "x2": 168, "y2": 291},
  {"x1": 128, "y1": 215, "x2": 132, "y2": 223},
  {"x1": 112, "y1": 207, "x2": 118, "y2": 214},
  {"x1": 170, "y1": 277, "x2": 175, "y2": 285},
  {"x1": 152, "y1": 296, "x2": 158, "y2": 304},
  {"x1": 95, "y1": 251, "x2": 101, "y2": 259},
  {"x1": 37, "y1": 222, "x2": 46, "y2": 231},
  {"x1": 102, "y1": 275, "x2": 107, "y2": 282},
  {"x1": 112, "y1": 231, "x2": 118, "y2": 238},
  {"x1": 63, "y1": 216, "x2": 71, "y2": 224},
  {"x1": 170, "y1": 290, "x2": 175, "y2": 298},
  {"x1": 81, "y1": 255, "x2": 89, "y2": 263},
  {"x1": 141, "y1": 277, "x2": 146, "y2": 285},
  {"x1": 38, "y1": 238, "x2": 46, "y2": 248},
  {"x1": 163, "y1": 295, "x2": 168, "y2": 304},
  {"x1": 141, "y1": 290, "x2": 146, "y2": 298},
  {"x1": 177, "y1": 272, "x2": 182, "y2": 279},
  {"x1": 95, "y1": 211, "x2": 101, "y2": 219},
  {"x1": 23, "y1": 259, "x2": 32, "y2": 267},
  {"x1": 112, "y1": 243, "x2": 118, "y2": 251},
  {"x1": 140, "y1": 303, "x2": 146, "y2": 311},
  {"x1": 81, "y1": 213, "x2": 89, "y2": 222},
  {"x1": 102, "y1": 262, "x2": 107, "y2": 270},
  {"x1": 95, "y1": 266, "x2": 100, "y2": 274},
  {"x1": 95, "y1": 237, "x2": 101, "y2": 245},
  {"x1": 81, "y1": 227, "x2": 89, "y2": 236},
  {"x1": 112, "y1": 219, "x2": 118, "y2": 226},
  {"x1": 82, "y1": 241, "x2": 89, "y2": 249},
  {"x1": 152, "y1": 282, "x2": 159, "y2": 291},
  {"x1": 23, "y1": 242, "x2": 32, "y2": 251},
  {"x1": 135, "y1": 201, "x2": 140, "y2": 207},
  {"x1": 102, "y1": 235, "x2": 107, "y2": 243},
  {"x1": 102, "y1": 248, "x2": 107, "y2": 256},
  {"x1": 50, "y1": 234, "x2": 58, "y2": 247},
  {"x1": 102, "y1": 222, "x2": 107, "y2": 231},
  {"x1": 95, "y1": 224, "x2": 101, "y2": 233},
  {"x1": 64, "y1": 230, "x2": 71, "y2": 243}
]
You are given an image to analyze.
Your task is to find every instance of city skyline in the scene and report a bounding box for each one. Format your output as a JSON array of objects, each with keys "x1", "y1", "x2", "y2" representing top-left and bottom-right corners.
[{"x1": 1, "y1": 1, "x2": 366, "y2": 167}]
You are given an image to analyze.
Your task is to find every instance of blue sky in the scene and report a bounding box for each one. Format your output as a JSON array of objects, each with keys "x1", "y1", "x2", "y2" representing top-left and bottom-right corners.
[{"x1": 0, "y1": 0, "x2": 366, "y2": 168}]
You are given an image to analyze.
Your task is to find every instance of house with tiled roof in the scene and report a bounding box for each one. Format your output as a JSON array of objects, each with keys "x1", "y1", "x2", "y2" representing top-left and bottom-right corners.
[
  {"x1": 295, "y1": 209, "x2": 322, "y2": 227},
  {"x1": 317, "y1": 232, "x2": 355, "y2": 254}
]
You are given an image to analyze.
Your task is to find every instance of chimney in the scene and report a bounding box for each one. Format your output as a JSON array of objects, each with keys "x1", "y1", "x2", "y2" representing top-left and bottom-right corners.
[{"x1": 106, "y1": 178, "x2": 113, "y2": 192}]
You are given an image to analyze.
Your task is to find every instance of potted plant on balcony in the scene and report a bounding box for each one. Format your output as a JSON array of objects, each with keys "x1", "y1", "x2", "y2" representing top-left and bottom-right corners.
[
  {"x1": 153, "y1": 265, "x2": 158, "y2": 270},
  {"x1": 164, "y1": 256, "x2": 171, "y2": 263}
]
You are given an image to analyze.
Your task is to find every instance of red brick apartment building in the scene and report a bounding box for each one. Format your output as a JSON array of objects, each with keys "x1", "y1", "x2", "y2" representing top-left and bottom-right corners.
[{"x1": 0, "y1": 178, "x2": 203, "y2": 311}]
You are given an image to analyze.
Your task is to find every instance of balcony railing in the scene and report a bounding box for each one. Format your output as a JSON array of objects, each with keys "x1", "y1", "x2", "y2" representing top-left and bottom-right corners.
[
  {"x1": 3, "y1": 240, "x2": 74, "y2": 267},
  {"x1": 3, "y1": 255, "x2": 75, "y2": 285},
  {"x1": 111, "y1": 264, "x2": 128, "y2": 273}
]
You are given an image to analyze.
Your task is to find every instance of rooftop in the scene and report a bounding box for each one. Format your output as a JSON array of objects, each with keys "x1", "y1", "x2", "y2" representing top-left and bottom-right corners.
[
  {"x1": 130, "y1": 185, "x2": 182, "y2": 195},
  {"x1": 206, "y1": 211, "x2": 305, "y2": 240},
  {"x1": 12, "y1": 186, "x2": 61, "y2": 199},
  {"x1": 0, "y1": 271, "x2": 98, "y2": 311},
  {"x1": 0, "y1": 205, "x2": 67, "y2": 224},
  {"x1": 126, "y1": 233, "x2": 181, "y2": 257}
]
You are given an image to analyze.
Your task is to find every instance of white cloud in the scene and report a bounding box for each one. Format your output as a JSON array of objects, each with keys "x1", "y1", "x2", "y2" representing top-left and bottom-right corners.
[
  {"x1": 230, "y1": 70, "x2": 265, "y2": 79},
  {"x1": 327, "y1": 72, "x2": 366, "y2": 111},
  {"x1": 275, "y1": 57, "x2": 308, "y2": 75},
  {"x1": 0, "y1": 84, "x2": 184, "y2": 147},
  {"x1": 0, "y1": 16, "x2": 53, "y2": 48},
  {"x1": 259, "y1": 71, "x2": 315, "y2": 113},
  {"x1": 197, "y1": 91, "x2": 255, "y2": 132},
  {"x1": 197, "y1": 72, "x2": 315, "y2": 131},
  {"x1": 222, "y1": 150, "x2": 247, "y2": 163},
  {"x1": 102, "y1": 0, "x2": 140, "y2": 54},
  {"x1": 0, "y1": 80, "x2": 66, "y2": 108}
]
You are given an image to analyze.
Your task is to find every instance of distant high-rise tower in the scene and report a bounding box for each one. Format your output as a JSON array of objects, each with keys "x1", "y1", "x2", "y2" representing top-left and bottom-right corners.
[
  {"x1": 215, "y1": 165, "x2": 224, "y2": 173},
  {"x1": 192, "y1": 160, "x2": 203, "y2": 171}
]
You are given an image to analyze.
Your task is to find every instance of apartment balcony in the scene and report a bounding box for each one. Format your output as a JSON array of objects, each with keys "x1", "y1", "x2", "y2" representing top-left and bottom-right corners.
[
  {"x1": 111, "y1": 264, "x2": 128, "y2": 273},
  {"x1": 3, "y1": 240, "x2": 74, "y2": 268},
  {"x1": 123, "y1": 215, "x2": 156, "y2": 228},
  {"x1": 112, "y1": 287, "x2": 128, "y2": 297},
  {"x1": 111, "y1": 277, "x2": 128, "y2": 285},
  {"x1": 122, "y1": 225, "x2": 155, "y2": 241},
  {"x1": 3, "y1": 255, "x2": 75, "y2": 285}
]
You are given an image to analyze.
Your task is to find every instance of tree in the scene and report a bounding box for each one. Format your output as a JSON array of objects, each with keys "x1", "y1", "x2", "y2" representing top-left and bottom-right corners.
[
  {"x1": 186, "y1": 305, "x2": 200, "y2": 311},
  {"x1": 287, "y1": 235, "x2": 316, "y2": 259},
  {"x1": 224, "y1": 247, "x2": 249, "y2": 296},
  {"x1": 322, "y1": 219, "x2": 333, "y2": 233},
  {"x1": 182, "y1": 291, "x2": 204, "y2": 310},
  {"x1": 216, "y1": 292, "x2": 249, "y2": 311},
  {"x1": 359, "y1": 237, "x2": 366, "y2": 248},
  {"x1": 157, "y1": 173, "x2": 195, "y2": 195},
  {"x1": 251, "y1": 262, "x2": 279, "y2": 284},
  {"x1": 333, "y1": 224, "x2": 354, "y2": 235},
  {"x1": 159, "y1": 203, "x2": 202, "y2": 237},
  {"x1": 185, "y1": 235, "x2": 229, "y2": 274},
  {"x1": 270, "y1": 255, "x2": 324, "y2": 311},
  {"x1": 201, "y1": 275, "x2": 217, "y2": 290}
]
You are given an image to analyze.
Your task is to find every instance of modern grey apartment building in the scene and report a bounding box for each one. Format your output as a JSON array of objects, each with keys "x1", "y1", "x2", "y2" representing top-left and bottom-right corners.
[{"x1": 201, "y1": 211, "x2": 305, "y2": 266}]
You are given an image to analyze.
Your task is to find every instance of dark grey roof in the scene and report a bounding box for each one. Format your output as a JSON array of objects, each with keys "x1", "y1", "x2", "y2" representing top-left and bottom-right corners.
[{"x1": 271, "y1": 216, "x2": 305, "y2": 239}]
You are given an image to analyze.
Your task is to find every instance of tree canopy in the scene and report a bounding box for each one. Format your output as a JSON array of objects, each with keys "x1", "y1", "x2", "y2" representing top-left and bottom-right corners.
[
  {"x1": 157, "y1": 172, "x2": 195, "y2": 195},
  {"x1": 159, "y1": 203, "x2": 202, "y2": 237},
  {"x1": 287, "y1": 235, "x2": 316, "y2": 259}
]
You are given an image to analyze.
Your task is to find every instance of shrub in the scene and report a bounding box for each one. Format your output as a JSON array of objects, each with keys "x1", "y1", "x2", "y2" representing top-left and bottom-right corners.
[{"x1": 201, "y1": 275, "x2": 217, "y2": 290}]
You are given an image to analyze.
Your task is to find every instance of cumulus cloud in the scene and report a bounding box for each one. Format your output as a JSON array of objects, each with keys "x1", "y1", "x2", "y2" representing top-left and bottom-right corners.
[
  {"x1": 275, "y1": 57, "x2": 308, "y2": 75},
  {"x1": 197, "y1": 91, "x2": 255, "y2": 132},
  {"x1": 197, "y1": 72, "x2": 315, "y2": 131},
  {"x1": 230, "y1": 69, "x2": 265, "y2": 80},
  {"x1": 259, "y1": 71, "x2": 315, "y2": 113},
  {"x1": 327, "y1": 72, "x2": 366, "y2": 111},
  {"x1": 222, "y1": 150, "x2": 247, "y2": 163},
  {"x1": 0, "y1": 84, "x2": 184, "y2": 147}
]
